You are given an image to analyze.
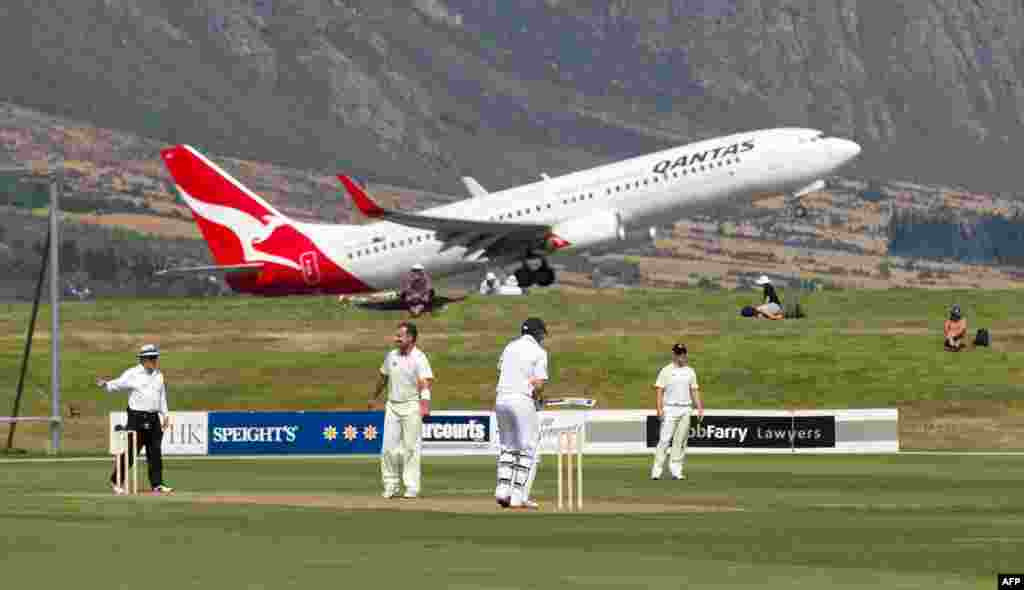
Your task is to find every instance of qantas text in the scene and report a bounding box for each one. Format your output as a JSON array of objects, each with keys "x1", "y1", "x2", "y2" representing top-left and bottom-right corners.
[{"x1": 652, "y1": 140, "x2": 755, "y2": 174}]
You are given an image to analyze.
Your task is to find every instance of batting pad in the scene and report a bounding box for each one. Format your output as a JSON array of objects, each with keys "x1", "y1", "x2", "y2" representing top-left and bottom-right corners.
[
  {"x1": 512, "y1": 450, "x2": 535, "y2": 487},
  {"x1": 523, "y1": 446, "x2": 541, "y2": 499},
  {"x1": 497, "y1": 449, "x2": 516, "y2": 486}
]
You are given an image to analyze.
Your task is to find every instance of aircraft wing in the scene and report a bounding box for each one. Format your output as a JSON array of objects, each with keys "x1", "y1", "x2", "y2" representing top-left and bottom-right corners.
[{"x1": 337, "y1": 175, "x2": 552, "y2": 260}]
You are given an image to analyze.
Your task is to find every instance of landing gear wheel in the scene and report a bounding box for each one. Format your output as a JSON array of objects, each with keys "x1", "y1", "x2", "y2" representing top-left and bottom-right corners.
[
  {"x1": 534, "y1": 266, "x2": 556, "y2": 287},
  {"x1": 514, "y1": 267, "x2": 535, "y2": 288},
  {"x1": 785, "y1": 204, "x2": 808, "y2": 219}
]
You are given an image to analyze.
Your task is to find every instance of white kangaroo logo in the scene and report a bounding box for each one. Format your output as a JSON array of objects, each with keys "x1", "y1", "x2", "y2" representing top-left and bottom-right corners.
[
  {"x1": 178, "y1": 191, "x2": 302, "y2": 271},
  {"x1": 252, "y1": 215, "x2": 288, "y2": 245}
]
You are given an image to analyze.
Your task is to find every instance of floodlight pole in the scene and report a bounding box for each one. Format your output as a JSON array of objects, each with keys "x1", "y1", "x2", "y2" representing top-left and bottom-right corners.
[{"x1": 49, "y1": 177, "x2": 61, "y2": 455}]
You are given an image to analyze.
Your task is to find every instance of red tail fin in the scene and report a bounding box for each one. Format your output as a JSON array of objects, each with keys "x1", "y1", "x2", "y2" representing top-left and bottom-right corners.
[
  {"x1": 160, "y1": 145, "x2": 289, "y2": 266},
  {"x1": 160, "y1": 145, "x2": 374, "y2": 296}
]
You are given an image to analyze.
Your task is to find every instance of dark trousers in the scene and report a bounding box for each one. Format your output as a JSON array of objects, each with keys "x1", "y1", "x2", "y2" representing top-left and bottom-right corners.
[{"x1": 110, "y1": 409, "x2": 165, "y2": 488}]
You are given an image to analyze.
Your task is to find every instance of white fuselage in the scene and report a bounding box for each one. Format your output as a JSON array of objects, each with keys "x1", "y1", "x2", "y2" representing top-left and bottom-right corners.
[{"x1": 301, "y1": 127, "x2": 860, "y2": 290}]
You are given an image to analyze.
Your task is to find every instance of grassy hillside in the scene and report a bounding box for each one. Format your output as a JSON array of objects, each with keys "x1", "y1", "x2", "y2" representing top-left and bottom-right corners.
[{"x1": 2, "y1": 286, "x2": 1022, "y2": 451}]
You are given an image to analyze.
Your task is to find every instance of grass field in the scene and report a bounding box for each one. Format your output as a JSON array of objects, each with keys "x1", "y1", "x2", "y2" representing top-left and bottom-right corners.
[
  {"x1": 1, "y1": 286, "x2": 1023, "y2": 451},
  {"x1": 1, "y1": 454, "x2": 1021, "y2": 589},
  {"x1": 2, "y1": 287, "x2": 1022, "y2": 587}
]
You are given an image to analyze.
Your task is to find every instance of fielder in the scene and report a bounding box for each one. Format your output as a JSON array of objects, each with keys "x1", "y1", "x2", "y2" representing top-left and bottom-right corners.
[
  {"x1": 494, "y1": 317, "x2": 549, "y2": 509},
  {"x1": 371, "y1": 321, "x2": 433, "y2": 499},
  {"x1": 650, "y1": 343, "x2": 704, "y2": 480}
]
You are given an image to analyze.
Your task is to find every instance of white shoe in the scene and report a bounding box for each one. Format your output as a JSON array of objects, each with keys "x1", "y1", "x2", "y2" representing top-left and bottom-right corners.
[
  {"x1": 651, "y1": 473, "x2": 662, "y2": 480},
  {"x1": 496, "y1": 496, "x2": 511, "y2": 508},
  {"x1": 509, "y1": 499, "x2": 539, "y2": 511},
  {"x1": 111, "y1": 483, "x2": 126, "y2": 495},
  {"x1": 671, "y1": 474, "x2": 686, "y2": 480},
  {"x1": 402, "y1": 490, "x2": 418, "y2": 499},
  {"x1": 382, "y1": 488, "x2": 399, "y2": 499},
  {"x1": 152, "y1": 485, "x2": 174, "y2": 494}
]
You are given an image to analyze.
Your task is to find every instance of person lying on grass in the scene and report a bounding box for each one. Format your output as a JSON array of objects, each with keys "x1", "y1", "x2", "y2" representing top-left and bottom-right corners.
[{"x1": 753, "y1": 275, "x2": 784, "y2": 320}]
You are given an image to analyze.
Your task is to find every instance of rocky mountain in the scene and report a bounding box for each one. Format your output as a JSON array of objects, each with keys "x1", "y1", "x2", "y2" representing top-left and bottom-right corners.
[
  {"x1": 2, "y1": 0, "x2": 1024, "y2": 196},
  {"x1": 3, "y1": 97, "x2": 1023, "y2": 300},
  {"x1": 3, "y1": 98, "x2": 1024, "y2": 301}
]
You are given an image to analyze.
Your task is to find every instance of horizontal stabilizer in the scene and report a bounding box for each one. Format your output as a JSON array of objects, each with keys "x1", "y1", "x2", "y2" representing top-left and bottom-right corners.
[
  {"x1": 794, "y1": 179, "x2": 826, "y2": 197},
  {"x1": 154, "y1": 263, "x2": 263, "y2": 276}
]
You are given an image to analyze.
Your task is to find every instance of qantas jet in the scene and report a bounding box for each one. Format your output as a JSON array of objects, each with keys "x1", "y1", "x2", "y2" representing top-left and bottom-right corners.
[{"x1": 158, "y1": 128, "x2": 860, "y2": 295}]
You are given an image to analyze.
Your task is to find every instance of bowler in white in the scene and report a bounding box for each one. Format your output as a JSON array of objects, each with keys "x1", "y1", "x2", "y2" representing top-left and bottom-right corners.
[
  {"x1": 651, "y1": 343, "x2": 704, "y2": 480},
  {"x1": 371, "y1": 322, "x2": 433, "y2": 498}
]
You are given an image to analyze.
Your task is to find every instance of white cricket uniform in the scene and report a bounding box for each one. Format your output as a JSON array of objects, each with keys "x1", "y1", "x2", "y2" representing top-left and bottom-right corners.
[
  {"x1": 494, "y1": 334, "x2": 548, "y2": 505},
  {"x1": 104, "y1": 364, "x2": 170, "y2": 488},
  {"x1": 380, "y1": 347, "x2": 433, "y2": 496},
  {"x1": 651, "y1": 363, "x2": 698, "y2": 479},
  {"x1": 104, "y1": 365, "x2": 169, "y2": 417}
]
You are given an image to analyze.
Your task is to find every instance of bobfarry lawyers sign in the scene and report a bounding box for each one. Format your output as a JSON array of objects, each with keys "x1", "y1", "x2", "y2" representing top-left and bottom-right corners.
[
  {"x1": 208, "y1": 411, "x2": 385, "y2": 455},
  {"x1": 646, "y1": 414, "x2": 836, "y2": 449}
]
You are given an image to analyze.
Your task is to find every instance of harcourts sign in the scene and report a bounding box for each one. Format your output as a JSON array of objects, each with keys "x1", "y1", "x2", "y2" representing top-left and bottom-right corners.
[
  {"x1": 208, "y1": 411, "x2": 385, "y2": 455},
  {"x1": 422, "y1": 415, "x2": 490, "y2": 443},
  {"x1": 421, "y1": 411, "x2": 497, "y2": 456}
]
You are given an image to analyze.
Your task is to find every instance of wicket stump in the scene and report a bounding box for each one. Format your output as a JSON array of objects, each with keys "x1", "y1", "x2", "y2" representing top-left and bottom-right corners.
[
  {"x1": 556, "y1": 429, "x2": 583, "y2": 511},
  {"x1": 113, "y1": 429, "x2": 138, "y2": 495}
]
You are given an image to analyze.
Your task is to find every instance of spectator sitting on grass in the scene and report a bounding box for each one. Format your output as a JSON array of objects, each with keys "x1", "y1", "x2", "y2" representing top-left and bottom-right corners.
[
  {"x1": 944, "y1": 304, "x2": 967, "y2": 351},
  {"x1": 479, "y1": 271, "x2": 500, "y2": 295},
  {"x1": 400, "y1": 263, "x2": 434, "y2": 317},
  {"x1": 497, "y1": 274, "x2": 523, "y2": 296}
]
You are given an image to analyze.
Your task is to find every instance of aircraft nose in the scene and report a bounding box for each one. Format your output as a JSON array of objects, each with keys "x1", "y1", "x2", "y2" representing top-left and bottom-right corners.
[{"x1": 829, "y1": 138, "x2": 861, "y2": 162}]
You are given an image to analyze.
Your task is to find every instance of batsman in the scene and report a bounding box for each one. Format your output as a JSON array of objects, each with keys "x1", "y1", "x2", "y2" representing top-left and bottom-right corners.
[{"x1": 494, "y1": 317, "x2": 549, "y2": 509}]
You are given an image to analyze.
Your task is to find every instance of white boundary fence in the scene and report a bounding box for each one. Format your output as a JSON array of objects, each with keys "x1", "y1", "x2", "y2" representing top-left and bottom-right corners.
[
  {"x1": 111, "y1": 409, "x2": 897, "y2": 456},
  {"x1": 585, "y1": 408, "x2": 898, "y2": 455}
]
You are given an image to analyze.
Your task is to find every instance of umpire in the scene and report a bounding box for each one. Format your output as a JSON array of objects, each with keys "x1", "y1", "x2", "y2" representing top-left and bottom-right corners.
[{"x1": 97, "y1": 344, "x2": 174, "y2": 494}]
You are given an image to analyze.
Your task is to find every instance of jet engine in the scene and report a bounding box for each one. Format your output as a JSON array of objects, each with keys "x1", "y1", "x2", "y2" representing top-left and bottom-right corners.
[{"x1": 546, "y1": 210, "x2": 624, "y2": 252}]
